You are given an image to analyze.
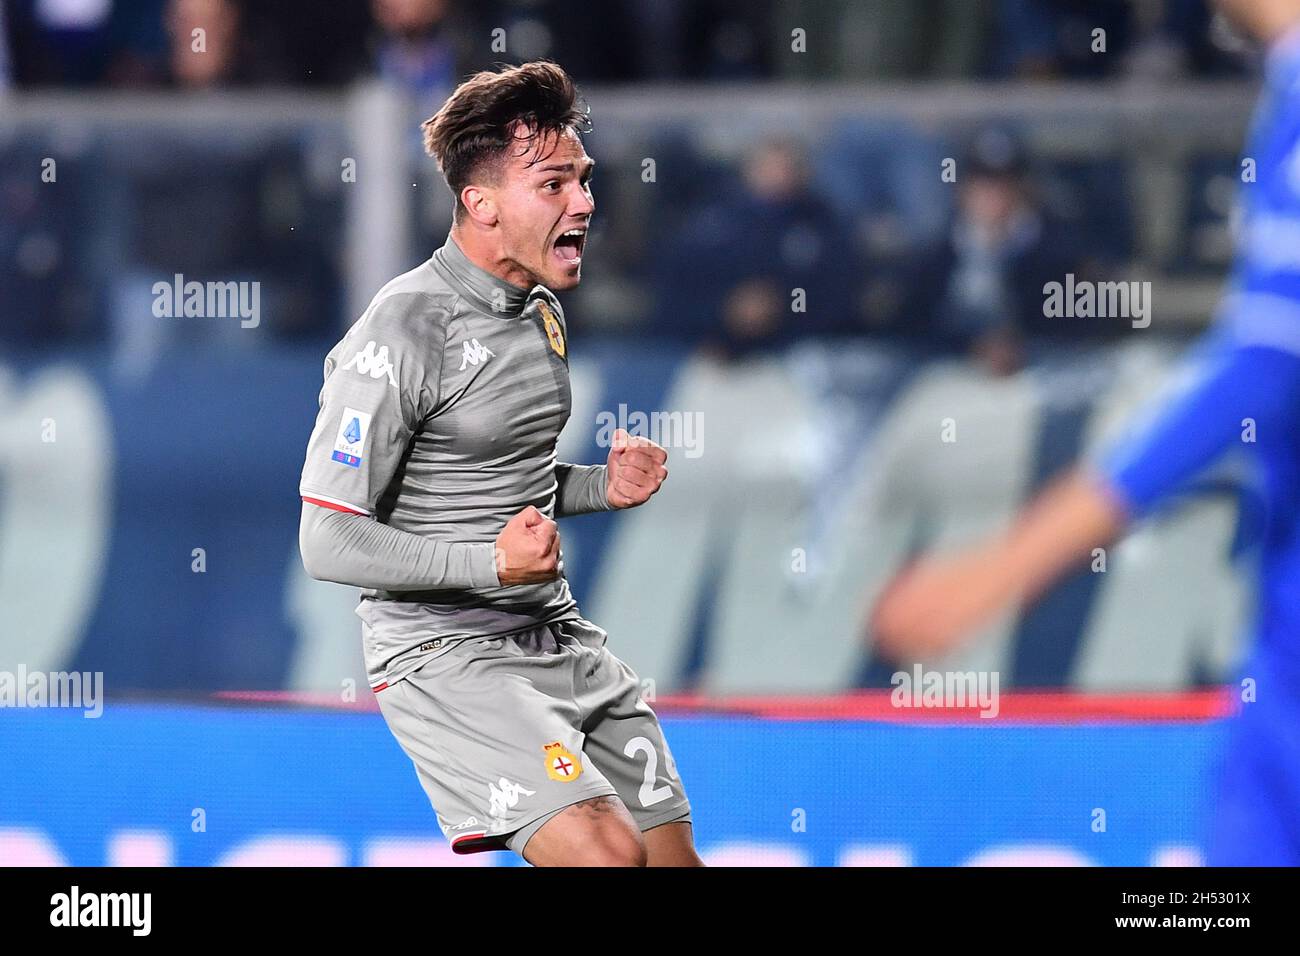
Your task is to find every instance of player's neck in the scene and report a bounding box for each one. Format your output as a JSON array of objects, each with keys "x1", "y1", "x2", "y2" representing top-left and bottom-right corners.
[{"x1": 448, "y1": 226, "x2": 537, "y2": 293}]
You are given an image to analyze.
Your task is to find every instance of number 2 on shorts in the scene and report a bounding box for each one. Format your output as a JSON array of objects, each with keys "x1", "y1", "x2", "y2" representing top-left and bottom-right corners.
[{"x1": 624, "y1": 735, "x2": 674, "y2": 807}]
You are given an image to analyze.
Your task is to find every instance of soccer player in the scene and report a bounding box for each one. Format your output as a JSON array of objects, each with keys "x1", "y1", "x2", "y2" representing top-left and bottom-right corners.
[
  {"x1": 297, "y1": 62, "x2": 700, "y2": 866},
  {"x1": 871, "y1": 0, "x2": 1300, "y2": 866}
]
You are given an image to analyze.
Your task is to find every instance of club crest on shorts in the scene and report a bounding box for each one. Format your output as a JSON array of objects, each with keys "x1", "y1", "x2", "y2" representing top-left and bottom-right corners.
[
  {"x1": 537, "y1": 300, "x2": 566, "y2": 359},
  {"x1": 543, "y1": 741, "x2": 582, "y2": 782}
]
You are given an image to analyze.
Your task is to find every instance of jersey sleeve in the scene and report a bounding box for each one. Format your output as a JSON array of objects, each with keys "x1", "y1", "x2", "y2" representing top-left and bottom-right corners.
[
  {"x1": 554, "y1": 462, "x2": 612, "y2": 516},
  {"x1": 298, "y1": 502, "x2": 500, "y2": 590},
  {"x1": 1096, "y1": 340, "x2": 1300, "y2": 520},
  {"x1": 299, "y1": 292, "x2": 445, "y2": 516},
  {"x1": 1097, "y1": 73, "x2": 1300, "y2": 520},
  {"x1": 1225, "y1": 53, "x2": 1300, "y2": 356}
]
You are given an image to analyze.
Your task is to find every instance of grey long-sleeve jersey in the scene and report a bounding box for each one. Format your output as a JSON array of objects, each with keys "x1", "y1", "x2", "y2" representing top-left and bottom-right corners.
[{"x1": 298, "y1": 233, "x2": 612, "y2": 690}]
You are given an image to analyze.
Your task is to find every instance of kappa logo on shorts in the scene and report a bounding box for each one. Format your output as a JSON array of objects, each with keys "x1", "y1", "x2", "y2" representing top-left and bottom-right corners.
[
  {"x1": 447, "y1": 816, "x2": 481, "y2": 832},
  {"x1": 543, "y1": 741, "x2": 582, "y2": 782},
  {"x1": 487, "y1": 778, "x2": 536, "y2": 820}
]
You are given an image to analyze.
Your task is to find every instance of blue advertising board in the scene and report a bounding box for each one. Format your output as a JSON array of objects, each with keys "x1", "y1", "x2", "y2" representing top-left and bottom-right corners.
[{"x1": 0, "y1": 703, "x2": 1225, "y2": 867}]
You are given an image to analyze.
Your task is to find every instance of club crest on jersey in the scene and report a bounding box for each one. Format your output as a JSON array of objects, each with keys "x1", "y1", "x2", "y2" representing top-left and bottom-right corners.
[
  {"x1": 342, "y1": 340, "x2": 398, "y2": 388},
  {"x1": 331, "y1": 407, "x2": 371, "y2": 468},
  {"x1": 543, "y1": 741, "x2": 582, "y2": 782},
  {"x1": 537, "y1": 301, "x2": 566, "y2": 359}
]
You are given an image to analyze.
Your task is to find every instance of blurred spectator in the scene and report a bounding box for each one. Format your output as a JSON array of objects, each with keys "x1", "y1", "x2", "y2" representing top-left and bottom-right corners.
[
  {"x1": 4, "y1": 0, "x2": 292, "y2": 89},
  {"x1": 897, "y1": 128, "x2": 1095, "y2": 374},
  {"x1": 122, "y1": 138, "x2": 341, "y2": 342},
  {"x1": 677, "y1": 0, "x2": 775, "y2": 80},
  {"x1": 654, "y1": 137, "x2": 853, "y2": 358},
  {"x1": 0, "y1": 0, "x2": 1262, "y2": 87},
  {"x1": 369, "y1": 0, "x2": 471, "y2": 102},
  {"x1": 15, "y1": 0, "x2": 311, "y2": 90},
  {"x1": 991, "y1": 0, "x2": 1133, "y2": 78},
  {"x1": 167, "y1": 0, "x2": 236, "y2": 86},
  {"x1": 471, "y1": 0, "x2": 642, "y2": 83},
  {"x1": 986, "y1": 0, "x2": 1248, "y2": 80},
  {"x1": 1132, "y1": 0, "x2": 1250, "y2": 78},
  {"x1": 776, "y1": 0, "x2": 992, "y2": 80},
  {"x1": 163, "y1": 0, "x2": 293, "y2": 88},
  {"x1": 0, "y1": 140, "x2": 99, "y2": 346},
  {"x1": 5, "y1": 0, "x2": 119, "y2": 85},
  {"x1": 119, "y1": 0, "x2": 372, "y2": 89},
  {"x1": 620, "y1": 0, "x2": 689, "y2": 80},
  {"x1": 815, "y1": 120, "x2": 953, "y2": 334},
  {"x1": 0, "y1": 1, "x2": 12, "y2": 89}
]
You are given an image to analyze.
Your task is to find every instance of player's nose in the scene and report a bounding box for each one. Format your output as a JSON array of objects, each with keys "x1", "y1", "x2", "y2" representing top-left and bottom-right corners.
[{"x1": 570, "y1": 186, "x2": 594, "y2": 217}]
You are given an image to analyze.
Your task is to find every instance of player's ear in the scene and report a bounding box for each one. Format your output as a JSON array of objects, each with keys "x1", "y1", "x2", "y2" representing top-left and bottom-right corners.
[{"x1": 461, "y1": 184, "x2": 498, "y2": 227}]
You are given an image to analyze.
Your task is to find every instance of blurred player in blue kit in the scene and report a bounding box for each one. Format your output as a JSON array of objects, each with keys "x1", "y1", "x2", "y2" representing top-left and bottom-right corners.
[{"x1": 873, "y1": 0, "x2": 1300, "y2": 865}]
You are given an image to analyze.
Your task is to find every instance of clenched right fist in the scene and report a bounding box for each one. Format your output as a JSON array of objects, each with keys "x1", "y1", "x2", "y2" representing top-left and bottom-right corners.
[{"x1": 494, "y1": 505, "x2": 560, "y2": 585}]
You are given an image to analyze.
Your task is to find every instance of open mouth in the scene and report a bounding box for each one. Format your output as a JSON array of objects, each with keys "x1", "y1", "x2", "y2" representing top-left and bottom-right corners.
[{"x1": 552, "y1": 227, "x2": 587, "y2": 266}]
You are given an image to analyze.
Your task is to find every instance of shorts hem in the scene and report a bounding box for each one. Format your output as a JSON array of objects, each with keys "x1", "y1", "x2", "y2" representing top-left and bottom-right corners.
[
  {"x1": 500, "y1": 783, "x2": 621, "y2": 856},
  {"x1": 636, "y1": 803, "x2": 693, "y2": 834},
  {"x1": 450, "y1": 833, "x2": 508, "y2": 855}
]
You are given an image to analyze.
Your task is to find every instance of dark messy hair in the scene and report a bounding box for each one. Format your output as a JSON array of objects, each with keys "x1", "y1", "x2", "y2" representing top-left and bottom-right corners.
[{"x1": 422, "y1": 61, "x2": 591, "y2": 221}]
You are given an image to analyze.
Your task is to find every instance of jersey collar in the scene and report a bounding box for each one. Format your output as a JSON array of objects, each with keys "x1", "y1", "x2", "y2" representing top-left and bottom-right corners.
[{"x1": 433, "y1": 232, "x2": 533, "y2": 317}]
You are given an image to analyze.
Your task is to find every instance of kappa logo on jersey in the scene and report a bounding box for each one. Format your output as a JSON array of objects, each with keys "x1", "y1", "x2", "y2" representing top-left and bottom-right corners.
[
  {"x1": 457, "y1": 338, "x2": 495, "y2": 371},
  {"x1": 487, "y1": 778, "x2": 536, "y2": 820},
  {"x1": 537, "y1": 300, "x2": 566, "y2": 358},
  {"x1": 331, "y1": 407, "x2": 372, "y2": 468},
  {"x1": 543, "y1": 741, "x2": 582, "y2": 782},
  {"x1": 342, "y1": 340, "x2": 399, "y2": 388}
]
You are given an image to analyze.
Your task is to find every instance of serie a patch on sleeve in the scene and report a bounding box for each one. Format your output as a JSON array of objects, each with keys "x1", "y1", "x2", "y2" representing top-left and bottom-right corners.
[{"x1": 331, "y1": 407, "x2": 372, "y2": 468}]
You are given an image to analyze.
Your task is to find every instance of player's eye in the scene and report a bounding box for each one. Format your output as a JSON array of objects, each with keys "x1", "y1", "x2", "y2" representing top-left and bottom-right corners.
[{"x1": 543, "y1": 181, "x2": 561, "y2": 192}]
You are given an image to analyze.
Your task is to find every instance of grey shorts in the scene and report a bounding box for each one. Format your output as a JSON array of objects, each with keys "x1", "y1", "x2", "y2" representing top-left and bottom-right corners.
[{"x1": 375, "y1": 617, "x2": 692, "y2": 858}]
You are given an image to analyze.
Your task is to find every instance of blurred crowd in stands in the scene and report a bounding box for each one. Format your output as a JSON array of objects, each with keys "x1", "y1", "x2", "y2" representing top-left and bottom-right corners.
[
  {"x1": 1, "y1": 0, "x2": 1255, "y2": 93},
  {"x1": 649, "y1": 127, "x2": 1129, "y2": 373},
  {"x1": 0, "y1": 0, "x2": 1252, "y2": 366}
]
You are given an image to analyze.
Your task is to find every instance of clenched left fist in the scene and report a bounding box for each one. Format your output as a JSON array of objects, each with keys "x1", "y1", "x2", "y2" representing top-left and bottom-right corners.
[{"x1": 606, "y1": 428, "x2": 668, "y2": 509}]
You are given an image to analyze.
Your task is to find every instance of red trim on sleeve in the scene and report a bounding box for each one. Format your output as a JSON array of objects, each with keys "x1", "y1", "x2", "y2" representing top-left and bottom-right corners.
[{"x1": 302, "y1": 496, "x2": 366, "y2": 516}]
